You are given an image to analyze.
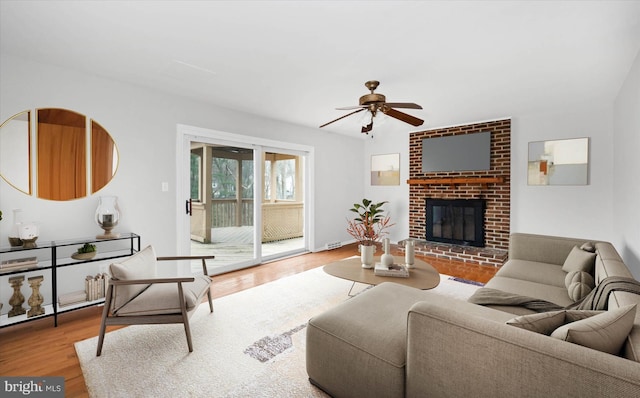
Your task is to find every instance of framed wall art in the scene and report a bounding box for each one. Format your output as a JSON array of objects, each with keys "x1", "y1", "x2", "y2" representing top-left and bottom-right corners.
[
  {"x1": 527, "y1": 137, "x2": 589, "y2": 185},
  {"x1": 371, "y1": 153, "x2": 400, "y2": 186}
]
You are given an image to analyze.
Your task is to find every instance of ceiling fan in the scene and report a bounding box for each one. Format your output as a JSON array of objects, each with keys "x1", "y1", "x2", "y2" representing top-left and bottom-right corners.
[{"x1": 319, "y1": 80, "x2": 424, "y2": 134}]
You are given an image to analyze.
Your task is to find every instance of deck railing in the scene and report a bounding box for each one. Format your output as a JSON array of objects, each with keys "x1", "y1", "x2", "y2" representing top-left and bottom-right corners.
[
  {"x1": 211, "y1": 199, "x2": 253, "y2": 227},
  {"x1": 208, "y1": 199, "x2": 303, "y2": 242}
]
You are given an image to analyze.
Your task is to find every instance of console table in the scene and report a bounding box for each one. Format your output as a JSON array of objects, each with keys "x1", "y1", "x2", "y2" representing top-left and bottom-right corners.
[{"x1": 0, "y1": 233, "x2": 140, "y2": 328}]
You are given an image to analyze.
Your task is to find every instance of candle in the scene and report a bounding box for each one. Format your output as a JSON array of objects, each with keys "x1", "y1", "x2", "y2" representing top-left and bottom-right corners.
[{"x1": 102, "y1": 214, "x2": 114, "y2": 227}]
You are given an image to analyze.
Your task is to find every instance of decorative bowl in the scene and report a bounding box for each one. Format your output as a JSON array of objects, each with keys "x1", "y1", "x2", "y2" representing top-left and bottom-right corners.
[{"x1": 71, "y1": 251, "x2": 97, "y2": 260}]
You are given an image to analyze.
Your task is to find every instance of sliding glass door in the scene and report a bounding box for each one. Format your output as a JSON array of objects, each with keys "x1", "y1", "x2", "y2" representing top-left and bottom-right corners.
[
  {"x1": 178, "y1": 126, "x2": 312, "y2": 275},
  {"x1": 190, "y1": 144, "x2": 257, "y2": 272},
  {"x1": 261, "y1": 151, "x2": 305, "y2": 261}
]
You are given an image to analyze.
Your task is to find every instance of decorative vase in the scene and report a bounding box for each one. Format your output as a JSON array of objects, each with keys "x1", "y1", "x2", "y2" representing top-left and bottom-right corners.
[
  {"x1": 381, "y1": 237, "x2": 394, "y2": 267},
  {"x1": 405, "y1": 239, "x2": 415, "y2": 268},
  {"x1": 8, "y1": 209, "x2": 23, "y2": 247},
  {"x1": 95, "y1": 196, "x2": 120, "y2": 239},
  {"x1": 360, "y1": 244, "x2": 376, "y2": 269}
]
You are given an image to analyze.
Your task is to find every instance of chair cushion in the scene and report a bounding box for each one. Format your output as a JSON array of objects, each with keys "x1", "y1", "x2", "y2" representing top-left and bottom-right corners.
[
  {"x1": 114, "y1": 274, "x2": 211, "y2": 316},
  {"x1": 109, "y1": 245, "x2": 158, "y2": 312}
]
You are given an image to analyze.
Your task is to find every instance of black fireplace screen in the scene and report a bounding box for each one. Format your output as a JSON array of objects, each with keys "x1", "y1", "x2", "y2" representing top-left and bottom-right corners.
[{"x1": 426, "y1": 199, "x2": 485, "y2": 247}]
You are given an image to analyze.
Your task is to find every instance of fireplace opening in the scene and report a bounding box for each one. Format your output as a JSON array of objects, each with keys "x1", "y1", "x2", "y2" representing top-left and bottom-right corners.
[{"x1": 426, "y1": 199, "x2": 485, "y2": 247}]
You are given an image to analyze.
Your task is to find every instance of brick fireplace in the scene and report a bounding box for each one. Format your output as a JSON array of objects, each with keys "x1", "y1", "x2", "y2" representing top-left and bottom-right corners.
[{"x1": 404, "y1": 118, "x2": 511, "y2": 267}]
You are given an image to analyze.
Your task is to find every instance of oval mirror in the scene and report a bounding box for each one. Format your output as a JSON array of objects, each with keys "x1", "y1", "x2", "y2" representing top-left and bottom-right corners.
[{"x1": 0, "y1": 108, "x2": 119, "y2": 200}]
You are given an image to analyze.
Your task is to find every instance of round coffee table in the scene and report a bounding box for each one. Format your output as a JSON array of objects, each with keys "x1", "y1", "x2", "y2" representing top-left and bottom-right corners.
[{"x1": 323, "y1": 255, "x2": 440, "y2": 291}]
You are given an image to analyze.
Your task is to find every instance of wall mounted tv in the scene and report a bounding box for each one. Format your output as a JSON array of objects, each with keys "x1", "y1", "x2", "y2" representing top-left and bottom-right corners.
[{"x1": 422, "y1": 131, "x2": 491, "y2": 172}]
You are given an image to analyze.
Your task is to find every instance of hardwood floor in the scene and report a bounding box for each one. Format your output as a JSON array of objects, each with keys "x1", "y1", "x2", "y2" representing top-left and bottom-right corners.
[{"x1": 0, "y1": 243, "x2": 498, "y2": 397}]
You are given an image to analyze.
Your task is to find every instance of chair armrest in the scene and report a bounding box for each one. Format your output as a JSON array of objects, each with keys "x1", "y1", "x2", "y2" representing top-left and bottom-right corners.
[
  {"x1": 109, "y1": 277, "x2": 195, "y2": 286},
  {"x1": 156, "y1": 256, "x2": 216, "y2": 261},
  {"x1": 156, "y1": 255, "x2": 215, "y2": 276}
]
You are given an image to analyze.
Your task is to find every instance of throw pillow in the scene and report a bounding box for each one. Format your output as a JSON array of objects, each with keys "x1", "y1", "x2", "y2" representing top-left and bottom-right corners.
[
  {"x1": 565, "y1": 271, "x2": 595, "y2": 290},
  {"x1": 580, "y1": 242, "x2": 596, "y2": 253},
  {"x1": 550, "y1": 304, "x2": 637, "y2": 355},
  {"x1": 109, "y1": 245, "x2": 158, "y2": 311},
  {"x1": 506, "y1": 310, "x2": 602, "y2": 335},
  {"x1": 567, "y1": 281, "x2": 592, "y2": 302},
  {"x1": 562, "y1": 246, "x2": 596, "y2": 273}
]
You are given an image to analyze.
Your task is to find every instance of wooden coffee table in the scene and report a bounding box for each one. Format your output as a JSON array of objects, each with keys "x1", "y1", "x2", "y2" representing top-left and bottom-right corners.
[{"x1": 323, "y1": 256, "x2": 440, "y2": 293}]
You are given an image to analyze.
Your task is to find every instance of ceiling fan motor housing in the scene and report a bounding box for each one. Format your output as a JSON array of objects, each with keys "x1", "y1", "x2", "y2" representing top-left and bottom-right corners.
[{"x1": 359, "y1": 93, "x2": 385, "y2": 106}]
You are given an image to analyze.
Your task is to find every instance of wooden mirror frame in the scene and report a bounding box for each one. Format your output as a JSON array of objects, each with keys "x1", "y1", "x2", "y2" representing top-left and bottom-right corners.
[
  {"x1": 0, "y1": 110, "x2": 32, "y2": 195},
  {"x1": 0, "y1": 108, "x2": 119, "y2": 200}
]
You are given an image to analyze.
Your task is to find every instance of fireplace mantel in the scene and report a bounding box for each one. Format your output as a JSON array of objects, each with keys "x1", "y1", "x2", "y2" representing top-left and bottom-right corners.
[{"x1": 407, "y1": 177, "x2": 504, "y2": 189}]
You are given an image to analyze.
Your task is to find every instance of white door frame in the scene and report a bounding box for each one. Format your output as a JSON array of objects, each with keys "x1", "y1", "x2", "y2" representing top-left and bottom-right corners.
[{"x1": 176, "y1": 124, "x2": 314, "y2": 273}]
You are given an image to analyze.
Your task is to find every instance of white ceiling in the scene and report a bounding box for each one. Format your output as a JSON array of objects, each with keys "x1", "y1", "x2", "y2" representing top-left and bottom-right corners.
[{"x1": 2, "y1": 1, "x2": 640, "y2": 138}]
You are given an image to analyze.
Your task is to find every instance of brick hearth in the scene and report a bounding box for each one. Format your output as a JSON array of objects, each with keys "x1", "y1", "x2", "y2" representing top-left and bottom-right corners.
[{"x1": 404, "y1": 118, "x2": 511, "y2": 267}]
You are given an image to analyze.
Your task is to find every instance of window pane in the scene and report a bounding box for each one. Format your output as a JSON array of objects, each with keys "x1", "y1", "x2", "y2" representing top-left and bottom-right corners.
[
  {"x1": 276, "y1": 159, "x2": 295, "y2": 200},
  {"x1": 242, "y1": 159, "x2": 254, "y2": 199},
  {"x1": 190, "y1": 153, "x2": 201, "y2": 200},
  {"x1": 212, "y1": 157, "x2": 237, "y2": 199},
  {"x1": 264, "y1": 159, "x2": 271, "y2": 200}
]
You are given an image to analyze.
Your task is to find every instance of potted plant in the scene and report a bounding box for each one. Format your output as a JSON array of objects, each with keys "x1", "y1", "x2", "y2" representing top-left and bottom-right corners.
[
  {"x1": 346, "y1": 199, "x2": 394, "y2": 268},
  {"x1": 72, "y1": 243, "x2": 97, "y2": 260}
]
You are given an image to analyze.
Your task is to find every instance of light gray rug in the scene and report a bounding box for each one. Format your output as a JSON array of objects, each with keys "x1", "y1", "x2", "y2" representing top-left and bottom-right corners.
[{"x1": 75, "y1": 266, "x2": 481, "y2": 397}]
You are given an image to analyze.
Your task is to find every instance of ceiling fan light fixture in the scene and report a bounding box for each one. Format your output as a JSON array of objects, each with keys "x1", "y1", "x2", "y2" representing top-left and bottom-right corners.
[{"x1": 319, "y1": 80, "x2": 424, "y2": 133}]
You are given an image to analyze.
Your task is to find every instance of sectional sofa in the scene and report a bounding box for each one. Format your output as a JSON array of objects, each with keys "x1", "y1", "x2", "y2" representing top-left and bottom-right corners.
[{"x1": 306, "y1": 233, "x2": 640, "y2": 397}]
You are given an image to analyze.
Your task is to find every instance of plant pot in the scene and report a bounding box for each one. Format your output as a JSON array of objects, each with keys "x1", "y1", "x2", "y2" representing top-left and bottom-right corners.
[{"x1": 360, "y1": 244, "x2": 376, "y2": 269}]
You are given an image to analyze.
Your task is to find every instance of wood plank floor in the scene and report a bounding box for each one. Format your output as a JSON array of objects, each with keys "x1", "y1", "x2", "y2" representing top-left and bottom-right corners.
[{"x1": 0, "y1": 243, "x2": 498, "y2": 397}]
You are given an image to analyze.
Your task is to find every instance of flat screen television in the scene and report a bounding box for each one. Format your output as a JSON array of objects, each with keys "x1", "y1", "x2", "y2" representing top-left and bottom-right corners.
[{"x1": 421, "y1": 131, "x2": 491, "y2": 172}]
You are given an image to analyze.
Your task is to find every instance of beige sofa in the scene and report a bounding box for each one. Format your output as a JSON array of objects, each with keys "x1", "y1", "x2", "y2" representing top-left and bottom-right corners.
[{"x1": 306, "y1": 233, "x2": 640, "y2": 397}]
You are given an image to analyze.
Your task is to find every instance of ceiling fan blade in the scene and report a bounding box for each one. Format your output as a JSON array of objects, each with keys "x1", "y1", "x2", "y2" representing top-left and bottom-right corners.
[
  {"x1": 336, "y1": 105, "x2": 367, "y2": 110},
  {"x1": 382, "y1": 107, "x2": 424, "y2": 127},
  {"x1": 319, "y1": 108, "x2": 366, "y2": 128},
  {"x1": 383, "y1": 102, "x2": 423, "y2": 110}
]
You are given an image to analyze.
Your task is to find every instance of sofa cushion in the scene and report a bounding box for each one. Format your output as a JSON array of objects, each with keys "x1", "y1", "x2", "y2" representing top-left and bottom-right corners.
[
  {"x1": 496, "y1": 259, "x2": 566, "y2": 288},
  {"x1": 109, "y1": 245, "x2": 158, "y2": 312},
  {"x1": 507, "y1": 309, "x2": 602, "y2": 335},
  {"x1": 550, "y1": 304, "x2": 637, "y2": 355},
  {"x1": 485, "y1": 276, "x2": 574, "y2": 308},
  {"x1": 567, "y1": 282, "x2": 593, "y2": 302},
  {"x1": 565, "y1": 271, "x2": 595, "y2": 290},
  {"x1": 565, "y1": 271, "x2": 595, "y2": 301},
  {"x1": 562, "y1": 246, "x2": 596, "y2": 273},
  {"x1": 580, "y1": 242, "x2": 596, "y2": 253}
]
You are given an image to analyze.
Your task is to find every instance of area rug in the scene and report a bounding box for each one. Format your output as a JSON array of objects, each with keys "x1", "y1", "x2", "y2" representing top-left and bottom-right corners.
[{"x1": 75, "y1": 266, "x2": 481, "y2": 397}]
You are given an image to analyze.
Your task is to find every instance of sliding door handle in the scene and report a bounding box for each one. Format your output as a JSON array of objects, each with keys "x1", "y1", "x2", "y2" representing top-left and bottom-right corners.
[{"x1": 185, "y1": 199, "x2": 192, "y2": 216}]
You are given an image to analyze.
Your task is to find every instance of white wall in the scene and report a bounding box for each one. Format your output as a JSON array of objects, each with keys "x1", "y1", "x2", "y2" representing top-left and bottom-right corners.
[
  {"x1": 613, "y1": 50, "x2": 640, "y2": 279},
  {"x1": 510, "y1": 107, "x2": 614, "y2": 240},
  {"x1": 0, "y1": 54, "x2": 364, "y2": 256},
  {"x1": 363, "y1": 124, "x2": 412, "y2": 243},
  {"x1": 366, "y1": 107, "x2": 615, "y2": 246}
]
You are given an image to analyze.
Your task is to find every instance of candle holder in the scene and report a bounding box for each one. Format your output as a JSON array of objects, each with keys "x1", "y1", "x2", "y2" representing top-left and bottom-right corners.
[
  {"x1": 19, "y1": 222, "x2": 39, "y2": 249},
  {"x1": 27, "y1": 275, "x2": 45, "y2": 318},
  {"x1": 95, "y1": 196, "x2": 120, "y2": 239},
  {"x1": 8, "y1": 275, "x2": 26, "y2": 317}
]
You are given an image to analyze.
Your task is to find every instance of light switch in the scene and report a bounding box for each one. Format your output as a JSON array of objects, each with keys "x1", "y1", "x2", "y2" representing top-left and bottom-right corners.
[{"x1": 161, "y1": 182, "x2": 169, "y2": 192}]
